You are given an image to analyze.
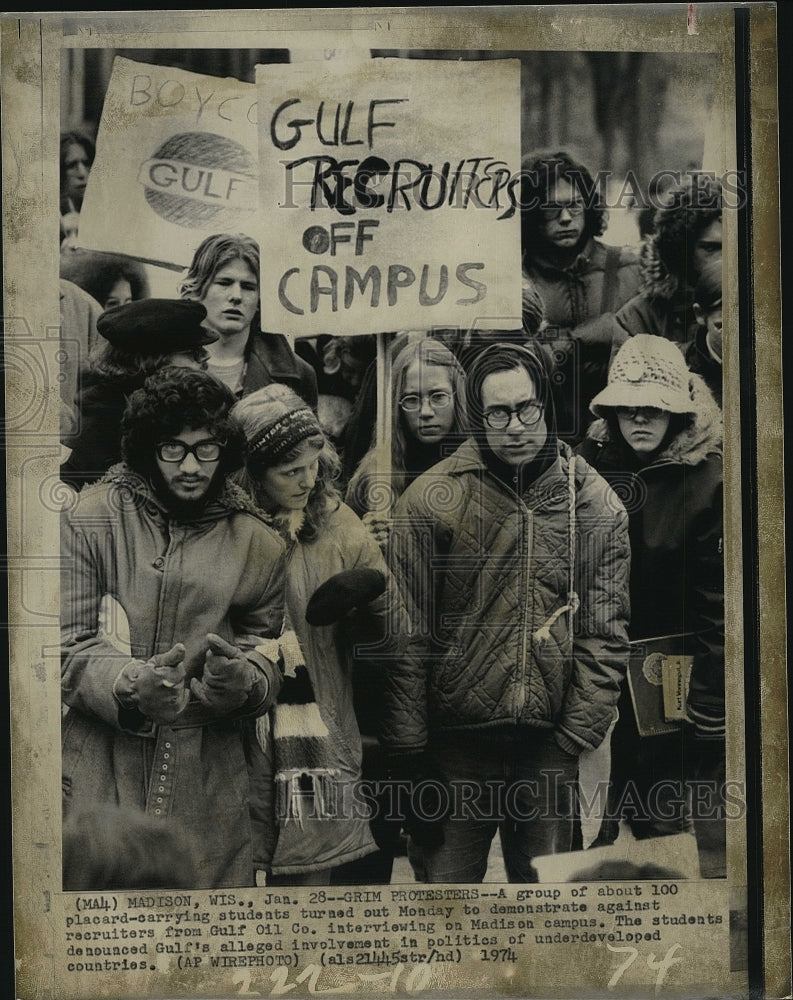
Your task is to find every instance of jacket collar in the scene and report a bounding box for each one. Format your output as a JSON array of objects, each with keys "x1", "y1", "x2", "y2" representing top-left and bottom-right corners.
[
  {"x1": 443, "y1": 438, "x2": 569, "y2": 494},
  {"x1": 526, "y1": 237, "x2": 602, "y2": 277},
  {"x1": 97, "y1": 464, "x2": 269, "y2": 523},
  {"x1": 245, "y1": 331, "x2": 304, "y2": 383}
]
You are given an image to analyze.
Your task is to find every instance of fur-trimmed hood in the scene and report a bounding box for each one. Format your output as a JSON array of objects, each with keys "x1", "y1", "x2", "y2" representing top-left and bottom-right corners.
[
  {"x1": 637, "y1": 235, "x2": 683, "y2": 303},
  {"x1": 584, "y1": 371, "x2": 722, "y2": 467}
]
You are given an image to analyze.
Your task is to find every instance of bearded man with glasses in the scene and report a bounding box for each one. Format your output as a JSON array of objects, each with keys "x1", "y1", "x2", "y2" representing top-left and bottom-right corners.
[
  {"x1": 61, "y1": 367, "x2": 286, "y2": 889},
  {"x1": 384, "y1": 343, "x2": 630, "y2": 883},
  {"x1": 520, "y1": 151, "x2": 642, "y2": 445}
]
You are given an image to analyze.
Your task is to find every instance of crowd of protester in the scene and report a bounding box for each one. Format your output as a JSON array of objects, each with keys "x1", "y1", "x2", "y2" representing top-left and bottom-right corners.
[{"x1": 59, "y1": 141, "x2": 726, "y2": 890}]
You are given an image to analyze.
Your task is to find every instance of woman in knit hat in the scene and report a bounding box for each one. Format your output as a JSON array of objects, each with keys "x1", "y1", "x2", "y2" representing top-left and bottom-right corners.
[
  {"x1": 232, "y1": 384, "x2": 409, "y2": 884},
  {"x1": 576, "y1": 334, "x2": 725, "y2": 875}
]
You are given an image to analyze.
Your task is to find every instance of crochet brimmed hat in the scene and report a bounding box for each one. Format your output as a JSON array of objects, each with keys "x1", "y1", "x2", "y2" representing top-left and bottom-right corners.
[{"x1": 590, "y1": 334, "x2": 695, "y2": 416}]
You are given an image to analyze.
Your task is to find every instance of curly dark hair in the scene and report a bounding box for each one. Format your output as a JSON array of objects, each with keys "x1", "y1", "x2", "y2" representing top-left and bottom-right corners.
[
  {"x1": 648, "y1": 173, "x2": 722, "y2": 287},
  {"x1": 121, "y1": 367, "x2": 246, "y2": 480},
  {"x1": 519, "y1": 151, "x2": 608, "y2": 257}
]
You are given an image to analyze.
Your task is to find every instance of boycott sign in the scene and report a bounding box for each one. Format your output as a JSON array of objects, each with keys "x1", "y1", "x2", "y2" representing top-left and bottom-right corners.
[
  {"x1": 255, "y1": 58, "x2": 522, "y2": 336},
  {"x1": 78, "y1": 57, "x2": 258, "y2": 269}
]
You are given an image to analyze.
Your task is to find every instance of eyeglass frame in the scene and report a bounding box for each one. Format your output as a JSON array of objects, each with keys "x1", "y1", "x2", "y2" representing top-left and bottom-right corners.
[
  {"x1": 539, "y1": 201, "x2": 586, "y2": 221},
  {"x1": 614, "y1": 405, "x2": 667, "y2": 421},
  {"x1": 155, "y1": 439, "x2": 224, "y2": 463},
  {"x1": 398, "y1": 390, "x2": 454, "y2": 412},
  {"x1": 483, "y1": 400, "x2": 544, "y2": 430}
]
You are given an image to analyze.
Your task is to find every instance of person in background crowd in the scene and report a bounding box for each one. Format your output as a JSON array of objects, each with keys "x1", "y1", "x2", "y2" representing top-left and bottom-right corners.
[
  {"x1": 614, "y1": 173, "x2": 722, "y2": 352},
  {"x1": 346, "y1": 334, "x2": 468, "y2": 550},
  {"x1": 59, "y1": 278, "x2": 103, "y2": 441},
  {"x1": 384, "y1": 342, "x2": 630, "y2": 883},
  {"x1": 295, "y1": 335, "x2": 376, "y2": 470},
  {"x1": 520, "y1": 150, "x2": 642, "y2": 443},
  {"x1": 233, "y1": 384, "x2": 409, "y2": 886},
  {"x1": 686, "y1": 257, "x2": 723, "y2": 408},
  {"x1": 61, "y1": 368, "x2": 286, "y2": 889},
  {"x1": 179, "y1": 233, "x2": 317, "y2": 407},
  {"x1": 576, "y1": 334, "x2": 724, "y2": 872},
  {"x1": 60, "y1": 300, "x2": 216, "y2": 490},
  {"x1": 60, "y1": 248, "x2": 151, "y2": 311},
  {"x1": 60, "y1": 130, "x2": 95, "y2": 246}
]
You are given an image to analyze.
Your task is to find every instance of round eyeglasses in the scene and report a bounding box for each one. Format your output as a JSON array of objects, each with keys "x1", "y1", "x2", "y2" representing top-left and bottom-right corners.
[
  {"x1": 156, "y1": 440, "x2": 222, "y2": 463},
  {"x1": 398, "y1": 391, "x2": 454, "y2": 412},
  {"x1": 483, "y1": 401, "x2": 544, "y2": 430},
  {"x1": 540, "y1": 202, "x2": 586, "y2": 221}
]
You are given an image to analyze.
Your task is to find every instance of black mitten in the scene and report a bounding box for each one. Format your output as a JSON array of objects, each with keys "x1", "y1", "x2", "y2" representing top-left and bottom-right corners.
[{"x1": 305, "y1": 568, "x2": 386, "y2": 626}]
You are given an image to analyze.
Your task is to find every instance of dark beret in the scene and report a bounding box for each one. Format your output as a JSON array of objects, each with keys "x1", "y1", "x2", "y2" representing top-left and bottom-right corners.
[{"x1": 97, "y1": 299, "x2": 218, "y2": 356}]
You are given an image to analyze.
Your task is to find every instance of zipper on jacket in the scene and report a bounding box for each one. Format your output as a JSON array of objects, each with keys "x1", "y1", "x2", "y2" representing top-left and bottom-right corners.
[{"x1": 517, "y1": 506, "x2": 534, "y2": 720}]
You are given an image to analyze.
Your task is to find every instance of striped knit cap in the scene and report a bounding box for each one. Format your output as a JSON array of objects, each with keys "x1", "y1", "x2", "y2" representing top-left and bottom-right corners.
[{"x1": 248, "y1": 406, "x2": 322, "y2": 464}]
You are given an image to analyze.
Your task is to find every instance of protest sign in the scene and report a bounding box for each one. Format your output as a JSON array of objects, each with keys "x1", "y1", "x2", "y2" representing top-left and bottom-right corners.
[
  {"x1": 255, "y1": 57, "x2": 522, "y2": 336},
  {"x1": 78, "y1": 56, "x2": 258, "y2": 269}
]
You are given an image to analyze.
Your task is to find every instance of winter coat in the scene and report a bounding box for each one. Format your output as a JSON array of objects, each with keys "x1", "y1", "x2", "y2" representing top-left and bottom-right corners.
[
  {"x1": 523, "y1": 240, "x2": 642, "y2": 442},
  {"x1": 253, "y1": 501, "x2": 409, "y2": 875},
  {"x1": 61, "y1": 468, "x2": 286, "y2": 888},
  {"x1": 384, "y1": 439, "x2": 631, "y2": 756},
  {"x1": 575, "y1": 378, "x2": 724, "y2": 737},
  {"x1": 613, "y1": 239, "x2": 700, "y2": 352},
  {"x1": 243, "y1": 332, "x2": 319, "y2": 410}
]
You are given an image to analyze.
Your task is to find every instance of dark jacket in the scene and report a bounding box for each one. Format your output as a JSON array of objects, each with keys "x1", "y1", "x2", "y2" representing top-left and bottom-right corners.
[
  {"x1": 613, "y1": 239, "x2": 700, "y2": 353},
  {"x1": 61, "y1": 468, "x2": 286, "y2": 888},
  {"x1": 243, "y1": 332, "x2": 318, "y2": 409},
  {"x1": 685, "y1": 325, "x2": 723, "y2": 408},
  {"x1": 384, "y1": 439, "x2": 630, "y2": 756},
  {"x1": 575, "y1": 378, "x2": 724, "y2": 737},
  {"x1": 523, "y1": 239, "x2": 642, "y2": 442},
  {"x1": 60, "y1": 371, "x2": 141, "y2": 490}
]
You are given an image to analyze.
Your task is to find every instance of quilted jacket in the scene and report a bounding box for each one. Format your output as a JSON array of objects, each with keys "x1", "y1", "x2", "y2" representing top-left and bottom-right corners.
[
  {"x1": 384, "y1": 439, "x2": 631, "y2": 756},
  {"x1": 61, "y1": 467, "x2": 286, "y2": 888}
]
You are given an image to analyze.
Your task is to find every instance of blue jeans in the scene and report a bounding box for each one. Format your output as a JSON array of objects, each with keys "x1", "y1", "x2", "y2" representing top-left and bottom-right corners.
[{"x1": 422, "y1": 729, "x2": 578, "y2": 883}]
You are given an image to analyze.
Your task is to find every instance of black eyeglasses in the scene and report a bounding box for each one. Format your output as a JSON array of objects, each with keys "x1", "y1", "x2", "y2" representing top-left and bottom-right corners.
[
  {"x1": 615, "y1": 406, "x2": 666, "y2": 421},
  {"x1": 540, "y1": 202, "x2": 586, "y2": 221},
  {"x1": 156, "y1": 440, "x2": 223, "y2": 463},
  {"x1": 483, "y1": 401, "x2": 543, "y2": 430},
  {"x1": 399, "y1": 391, "x2": 454, "y2": 412}
]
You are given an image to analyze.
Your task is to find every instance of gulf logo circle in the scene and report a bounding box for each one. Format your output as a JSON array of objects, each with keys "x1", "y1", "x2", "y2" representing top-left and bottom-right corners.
[{"x1": 142, "y1": 131, "x2": 256, "y2": 230}]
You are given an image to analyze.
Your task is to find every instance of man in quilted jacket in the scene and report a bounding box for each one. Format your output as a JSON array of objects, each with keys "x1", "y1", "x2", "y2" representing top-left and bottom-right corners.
[{"x1": 385, "y1": 343, "x2": 630, "y2": 882}]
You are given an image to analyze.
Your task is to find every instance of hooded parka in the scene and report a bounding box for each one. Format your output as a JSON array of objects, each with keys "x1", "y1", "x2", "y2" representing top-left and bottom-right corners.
[{"x1": 61, "y1": 467, "x2": 286, "y2": 888}]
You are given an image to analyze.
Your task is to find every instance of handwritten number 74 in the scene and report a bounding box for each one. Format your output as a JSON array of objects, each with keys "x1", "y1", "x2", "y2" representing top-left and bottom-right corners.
[{"x1": 607, "y1": 943, "x2": 683, "y2": 992}]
